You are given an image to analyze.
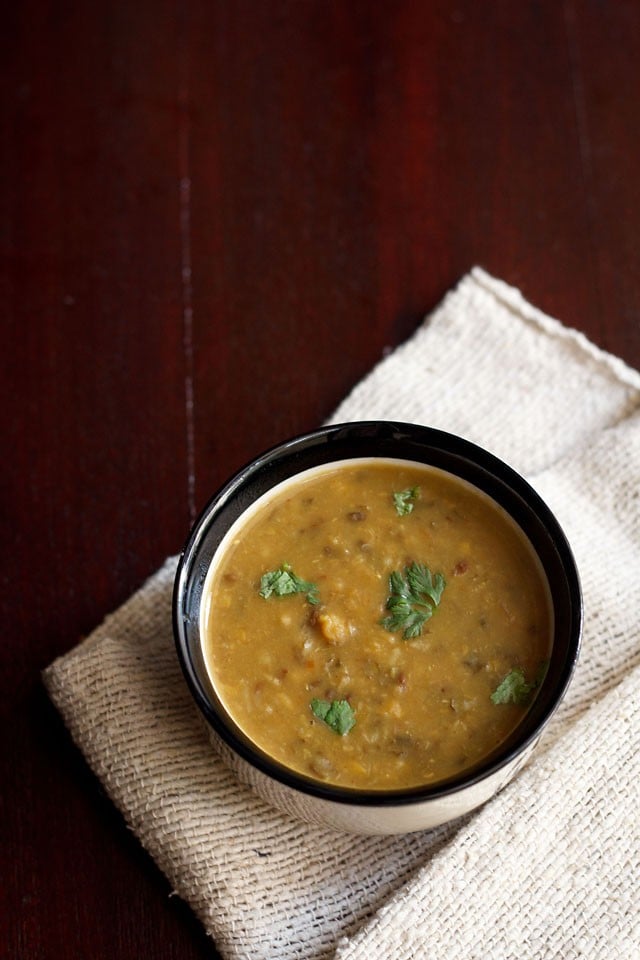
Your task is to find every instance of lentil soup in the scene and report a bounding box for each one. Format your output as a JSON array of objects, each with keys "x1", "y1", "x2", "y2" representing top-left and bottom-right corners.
[{"x1": 201, "y1": 459, "x2": 553, "y2": 790}]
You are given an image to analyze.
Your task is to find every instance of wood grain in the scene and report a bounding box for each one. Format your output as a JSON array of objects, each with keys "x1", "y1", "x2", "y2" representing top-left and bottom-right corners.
[{"x1": 2, "y1": 2, "x2": 639, "y2": 958}]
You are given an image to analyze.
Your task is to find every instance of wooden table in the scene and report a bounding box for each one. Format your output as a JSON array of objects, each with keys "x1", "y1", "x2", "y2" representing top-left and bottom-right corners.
[{"x1": 3, "y1": 3, "x2": 639, "y2": 957}]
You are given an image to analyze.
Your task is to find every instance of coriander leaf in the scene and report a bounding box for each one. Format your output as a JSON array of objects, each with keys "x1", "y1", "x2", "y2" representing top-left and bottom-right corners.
[
  {"x1": 406, "y1": 561, "x2": 446, "y2": 606},
  {"x1": 490, "y1": 668, "x2": 536, "y2": 705},
  {"x1": 310, "y1": 698, "x2": 356, "y2": 735},
  {"x1": 389, "y1": 568, "x2": 411, "y2": 599},
  {"x1": 380, "y1": 561, "x2": 446, "y2": 639},
  {"x1": 393, "y1": 486, "x2": 420, "y2": 516},
  {"x1": 259, "y1": 563, "x2": 319, "y2": 604}
]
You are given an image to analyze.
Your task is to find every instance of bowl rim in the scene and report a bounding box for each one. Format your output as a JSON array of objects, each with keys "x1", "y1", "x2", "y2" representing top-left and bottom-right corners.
[{"x1": 173, "y1": 420, "x2": 583, "y2": 807}]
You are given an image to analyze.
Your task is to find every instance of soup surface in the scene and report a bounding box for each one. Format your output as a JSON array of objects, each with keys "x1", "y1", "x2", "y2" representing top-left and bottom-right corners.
[{"x1": 202, "y1": 459, "x2": 552, "y2": 790}]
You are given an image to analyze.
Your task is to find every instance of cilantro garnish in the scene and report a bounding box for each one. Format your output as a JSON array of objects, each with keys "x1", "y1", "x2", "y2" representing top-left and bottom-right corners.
[
  {"x1": 490, "y1": 668, "x2": 536, "y2": 705},
  {"x1": 393, "y1": 486, "x2": 420, "y2": 516},
  {"x1": 259, "y1": 563, "x2": 320, "y2": 605},
  {"x1": 310, "y1": 698, "x2": 356, "y2": 735},
  {"x1": 380, "y1": 561, "x2": 446, "y2": 639}
]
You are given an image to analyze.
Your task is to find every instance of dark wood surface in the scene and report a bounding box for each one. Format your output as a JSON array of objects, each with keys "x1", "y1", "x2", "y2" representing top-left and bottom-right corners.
[{"x1": 2, "y1": 2, "x2": 639, "y2": 958}]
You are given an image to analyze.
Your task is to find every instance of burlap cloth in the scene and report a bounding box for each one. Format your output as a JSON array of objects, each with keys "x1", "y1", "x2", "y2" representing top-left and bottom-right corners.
[{"x1": 44, "y1": 268, "x2": 640, "y2": 959}]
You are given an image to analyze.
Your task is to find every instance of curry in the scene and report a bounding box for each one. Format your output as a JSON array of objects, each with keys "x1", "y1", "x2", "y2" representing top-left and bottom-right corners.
[{"x1": 201, "y1": 459, "x2": 552, "y2": 790}]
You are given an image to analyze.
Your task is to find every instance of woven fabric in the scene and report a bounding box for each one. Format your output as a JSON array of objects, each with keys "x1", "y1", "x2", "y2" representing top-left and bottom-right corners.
[{"x1": 44, "y1": 268, "x2": 640, "y2": 959}]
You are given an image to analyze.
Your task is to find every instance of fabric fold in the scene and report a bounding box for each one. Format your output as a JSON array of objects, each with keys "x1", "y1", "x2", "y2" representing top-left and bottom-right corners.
[{"x1": 44, "y1": 269, "x2": 640, "y2": 960}]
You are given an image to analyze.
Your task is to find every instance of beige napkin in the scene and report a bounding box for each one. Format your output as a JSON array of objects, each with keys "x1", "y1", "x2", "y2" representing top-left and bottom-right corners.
[{"x1": 44, "y1": 268, "x2": 640, "y2": 960}]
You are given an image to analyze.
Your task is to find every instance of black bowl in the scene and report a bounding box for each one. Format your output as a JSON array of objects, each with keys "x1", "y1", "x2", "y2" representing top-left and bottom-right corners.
[{"x1": 173, "y1": 421, "x2": 582, "y2": 834}]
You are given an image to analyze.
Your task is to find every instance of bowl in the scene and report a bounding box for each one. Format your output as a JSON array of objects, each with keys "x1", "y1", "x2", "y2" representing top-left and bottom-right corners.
[{"x1": 173, "y1": 421, "x2": 582, "y2": 834}]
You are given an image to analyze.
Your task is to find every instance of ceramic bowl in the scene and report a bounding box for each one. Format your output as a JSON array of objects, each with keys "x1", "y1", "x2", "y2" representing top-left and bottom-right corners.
[{"x1": 173, "y1": 421, "x2": 582, "y2": 834}]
